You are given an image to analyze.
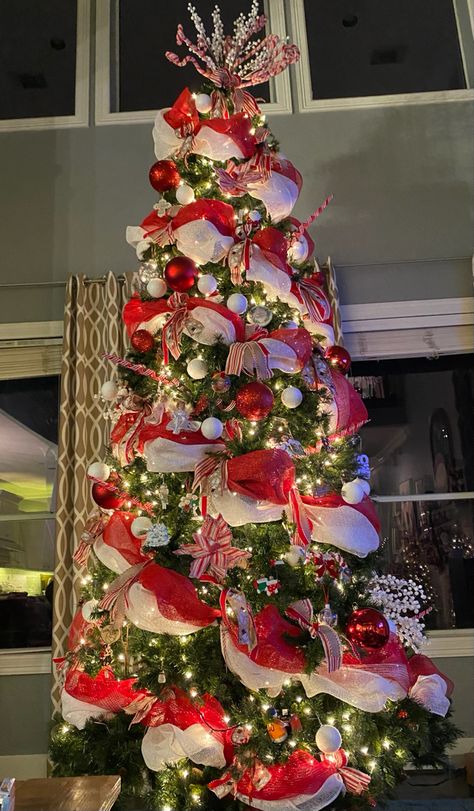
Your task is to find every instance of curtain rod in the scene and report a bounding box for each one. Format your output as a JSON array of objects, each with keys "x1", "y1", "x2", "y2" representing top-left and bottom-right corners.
[{"x1": 0, "y1": 276, "x2": 127, "y2": 290}]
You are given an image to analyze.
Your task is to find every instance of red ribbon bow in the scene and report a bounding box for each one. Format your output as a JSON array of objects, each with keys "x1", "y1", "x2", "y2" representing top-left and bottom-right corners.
[
  {"x1": 174, "y1": 514, "x2": 250, "y2": 582},
  {"x1": 161, "y1": 291, "x2": 190, "y2": 363}
]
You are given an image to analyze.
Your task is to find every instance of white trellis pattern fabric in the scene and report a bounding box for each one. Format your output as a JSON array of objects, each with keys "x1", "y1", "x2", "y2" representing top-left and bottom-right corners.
[{"x1": 51, "y1": 272, "x2": 134, "y2": 711}]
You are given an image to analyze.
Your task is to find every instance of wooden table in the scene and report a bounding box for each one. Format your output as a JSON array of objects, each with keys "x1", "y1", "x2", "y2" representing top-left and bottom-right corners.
[{"x1": 15, "y1": 775, "x2": 121, "y2": 811}]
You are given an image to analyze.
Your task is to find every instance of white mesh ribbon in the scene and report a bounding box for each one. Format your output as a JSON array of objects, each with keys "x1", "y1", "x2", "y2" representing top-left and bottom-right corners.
[
  {"x1": 409, "y1": 674, "x2": 450, "y2": 717},
  {"x1": 173, "y1": 219, "x2": 234, "y2": 265},
  {"x1": 234, "y1": 775, "x2": 344, "y2": 811},
  {"x1": 246, "y1": 171, "x2": 300, "y2": 223},
  {"x1": 61, "y1": 691, "x2": 111, "y2": 730},
  {"x1": 143, "y1": 436, "x2": 225, "y2": 473},
  {"x1": 142, "y1": 723, "x2": 226, "y2": 771}
]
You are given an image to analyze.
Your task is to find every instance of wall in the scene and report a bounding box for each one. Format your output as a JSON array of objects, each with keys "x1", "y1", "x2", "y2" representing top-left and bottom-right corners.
[
  {"x1": 0, "y1": 673, "x2": 50, "y2": 777},
  {"x1": 0, "y1": 98, "x2": 472, "y2": 323}
]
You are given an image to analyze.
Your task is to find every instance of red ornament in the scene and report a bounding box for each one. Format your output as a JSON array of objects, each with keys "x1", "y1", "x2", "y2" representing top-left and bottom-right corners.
[
  {"x1": 325, "y1": 345, "x2": 352, "y2": 375},
  {"x1": 131, "y1": 329, "x2": 155, "y2": 352},
  {"x1": 164, "y1": 256, "x2": 198, "y2": 292},
  {"x1": 148, "y1": 160, "x2": 180, "y2": 192},
  {"x1": 91, "y1": 478, "x2": 125, "y2": 511},
  {"x1": 236, "y1": 381, "x2": 274, "y2": 421},
  {"x1": 397, "y1": 709, "x2": 409, "y2": 719},
  {"x1": 346, "y1": 608, "x2": 390, "y2": 649}
]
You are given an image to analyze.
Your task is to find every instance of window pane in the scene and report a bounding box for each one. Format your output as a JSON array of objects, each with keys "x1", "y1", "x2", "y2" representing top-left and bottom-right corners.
[
  {"x1": 0, "y1": 0, "x2": 77, "y2": 120},
  {"x1": 112, "y1": 0, "x2": 270, "y2": 113},
  {"x1": 303, "y1": 0, "x2": 466, "y2": 99},
  {"x1": 350, "y1": 355, "x2": 474, "y2": 496},
  {"x1": 0, "y1": 376, "x2": 59, "y2": 513},
  {"x1": 377, "y1": 498, "x2": 474, "y2": 630}
]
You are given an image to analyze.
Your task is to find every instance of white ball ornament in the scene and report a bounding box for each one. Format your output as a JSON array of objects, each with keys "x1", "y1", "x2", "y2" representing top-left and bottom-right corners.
[
  {"x1": 101, "y1": 380, "x2": 118, "y2": 401},
  {"x1": 281, "y1": 386, "x2": 303, "y2": 409},
  {"x1": 176, "y1": 184, "x2": 195, "y2": 205},
  {"x1": 282, "y1": 320, "x2": 299, "y2": 330},
  {"x1": 227, "y1": 293, "x2": 248, "y2": 314},
  {"x1": 187, "y1": 358, "x2": 208, "y2": 380},
  {"x1": 81, "y1": 599, "x2": 99, "y2": 621},
  {"x1": 315, "y1": 725, "x2": 342, "y2": 754},
  {"x1": 195, "y1": 93, "x2": 212, "y2": 114},
  {"x1": 341, "y1": 480, "x2": 365, "y2": 504},
  {"x1": 248, "y1": 210, "x2": 262, "y2": 223},
  {"x1": 131, "y1": 516, "x2": 153, "y2": 538},
  {"x1": 288, "y1": 238, "x2": 307, "y2": 263},
  {"x1": 354, "y1": 476, "x2": 371, "y2": 495},
  {"x1": 200, "y1": 417, "x2": 224, "y2": 440},
  {"x1": 146, "y1": 277, "x2": 167, "y2": 298},
  {"x1": 87, "y1": 462, "x2": 111, "y2": 481},
  {"x1": 197, "y1": 274, "x2": 218, "y2": 296},
  {"x1": 284, "y1": 546, "x2": 306, "y2": 567}
]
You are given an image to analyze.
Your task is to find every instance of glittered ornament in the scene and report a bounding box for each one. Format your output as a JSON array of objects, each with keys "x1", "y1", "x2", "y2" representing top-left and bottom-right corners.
[
  {"x1": 148, "y1": 159, "x2": 180, "y2": 192},
  {"x1": 346, "y1": 608, "x2": 390, "y2": 649},
  {"x1": 164, "y1": 255, "x2": 198, "y2": 292},
  {"x1": 197, "y1": 274, "x2": 217, "y2": 296},
  {"x1": 211, "y1": 372, "x2": 231, "y2": 393},
  {"x1": 138, "y1": 260, "x2": 159, "y2": 283},
  {"x1": 398, "y1": 709, "x2": 408, "y2": 719},
  {"x1": 325, "y1": 345, "x2": 352, "y2": 375},
  {"x1": 227, "y1": 292, "x2": 248, "y2": 314},
  {"x1": 176, "y1": 183, "x2": 195, "y2": 205},
  {"x1": 187, "y1": 358, "x2": 208, "y2": 379},
  {"x1": 236, "y1": 381, "x2": 274, "y2": 421},
  {"x1": 146, "y1": 278, "x2": 167, "y2": 298},
  {"x1": 315, "y1": 724, "x2": 342, "y2": 754},
  {"x1": 131, "y1": 329, "x2": 155, "y2": 353},
  {"x1": 87, "y1": 462, "x2": 110, "y2": 481},
  {"x1": 91, "y1": 479, "x2": 125, "y2": 510},
  {"x1": 101, "y1": 380, "x2": 118, "y2": 401},
  {"x1": 145, "y1": 523, "x2": 170, "y2": 548},
  {"x1": 281, "y1": 386, "x2": 303, "y2": 409},
  {"x1": 195, "y1": 92, "x2": 212, "y2": 113},
  {"x1": 248, "y1": 305, "x2": 273, "y2": 326}
]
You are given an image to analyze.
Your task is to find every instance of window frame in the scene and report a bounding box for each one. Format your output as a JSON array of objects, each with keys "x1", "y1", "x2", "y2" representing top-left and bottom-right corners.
[
  {"x1": 94, "y1": 0, "x2": 293, "y2": 125},
  {"x1": 288, "y1": 0, "x2": 474, "y2": 113},
  {"x1": 0, "y1": 0, "x2": 91, "y2": 133}
]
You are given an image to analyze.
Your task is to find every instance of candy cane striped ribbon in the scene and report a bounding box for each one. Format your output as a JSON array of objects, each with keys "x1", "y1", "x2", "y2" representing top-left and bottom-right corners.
[
  {"x1": 102, "y1": 353, "x2": 180, "y2": 387},
  {"x1": 285, "y1": 599, "x2": 342, "y2": 672},
  {"x1": 73, "y1": 513, "x2": 106, "y2": 567},
  {"x1": 322, "y1": 750, "x2": 371, "y2": 795},
  {"x1": 161, "y1": 292, "x2": 189, "y2": 363},
  {"x1": 98, "y1": 561, "x2": 148, "y2": 621},
  {"x1": 288, "y1": 487, "x2": 313, "y2": 545},
  {"x1": 295, "y1": 279, "x2": 332, "y2": 324},
  {"x1": 225, "y1": 333, "x2": 271, "y2": 379},
  {"x1": 228, "y1": 238, "x2": 252, "y2": 285}
]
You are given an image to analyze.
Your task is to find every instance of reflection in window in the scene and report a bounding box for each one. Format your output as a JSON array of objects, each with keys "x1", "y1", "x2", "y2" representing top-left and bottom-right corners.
[
  {"x1": 0, "y1": 376, "x2": 59, "y2": 647},
  {"x1": 351, "y1": 355, "x2": 474, "y2": 630},
  {"x1": 303, "y1": 0, "x2": 466, "y2": 100},
  {"x1": 0, "y1": 1, "x2": 77, "y2": 120},
  {"x1": 111, "y1": 0, "x2": 270, "y2": 113}
]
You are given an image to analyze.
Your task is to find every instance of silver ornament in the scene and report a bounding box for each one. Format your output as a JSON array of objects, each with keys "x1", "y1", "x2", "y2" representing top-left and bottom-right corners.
[
  {"x1": 145, "y1": 523, "x2": 170, "y2": 548},
  {"x1": 248, "y1": 305, "x2": 273, "y2": 327}
]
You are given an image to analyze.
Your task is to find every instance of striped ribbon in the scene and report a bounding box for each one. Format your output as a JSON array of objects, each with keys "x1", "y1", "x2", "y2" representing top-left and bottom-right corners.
[
  {"x1": 98, "y1": 561, "x2": 148, "y2": 621},
  {"x1": 224, "y1": 418, "x2": 242, "y2": 442},
  {"x1": 192, "y1": 454, "x2": 228, "y2": 495},
  {"x1": 228, "y1": 237, "x2": 252, "y2": 285},
  {"x1": 161, "y1": 292, "x2": 189, "y2": 363},
  {"x1": 73, "y1": 513, "x2": 107, "y2": 567},
  {"x1": 225, "y1": 330, "x2": 271, "y2": 379},
  {"x1": 111, "y1": 404, "x2": 152, "y2": 465},
  {"x1": 125, "y1": 693, "x2": 159, "y2": 727},
  {"x1": 102, "y1": 353, "x2": 180, "y2": 387},
  {"x1": 175, "y1": 514, "x2": 249, "y2": 582},
  {"x1": 285, "y1": 599, "x2": 342, "y2": 672},
  {"x1": 220, "y1": 589, "x2": 257, "y2": 652},
  {"x1": 321, "y1": 750, "x2": 371, "y2": 795},
  {"x1": 288, "y1": 487, "x2": 313, "y2": 545},
  {"x1": 294, "y1": 278, "x2": 332, "y2": 324}
]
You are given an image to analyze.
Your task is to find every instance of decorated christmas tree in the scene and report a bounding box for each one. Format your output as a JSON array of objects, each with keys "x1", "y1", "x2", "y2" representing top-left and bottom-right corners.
[{"x1": 50, "y1": 4, "x2": 459, "y2": 809}]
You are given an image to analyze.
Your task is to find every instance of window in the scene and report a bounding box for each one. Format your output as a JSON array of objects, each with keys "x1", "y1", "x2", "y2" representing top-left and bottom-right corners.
[
  {"x1": 0, "y1": 376, "x2": 59, "y2": 648},
  {"x1": 290, "y1": 0, "x2": 474, "y2": 110},
  {"x1": 95, "y1": 0, "x2": 292, "y2": 123},
  {"x1": 0, "y1": 0, "x2": 90, "y2": 131},
  {"x1": 350, "y1": 354, "x2": 474, "y2": 630}
]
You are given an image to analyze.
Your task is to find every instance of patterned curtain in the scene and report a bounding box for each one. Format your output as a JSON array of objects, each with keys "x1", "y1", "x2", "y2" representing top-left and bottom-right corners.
[{"x1": 51, "y1": 272, "x2": 134, "y2": 710}]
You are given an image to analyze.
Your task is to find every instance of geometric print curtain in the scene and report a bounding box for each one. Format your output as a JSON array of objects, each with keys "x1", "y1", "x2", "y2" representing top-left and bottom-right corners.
[{"x1": 51, "y1": 272, "x2": 134, "y2": 711}]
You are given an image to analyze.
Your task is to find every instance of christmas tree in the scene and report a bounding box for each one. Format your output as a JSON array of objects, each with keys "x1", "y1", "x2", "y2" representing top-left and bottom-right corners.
[{"x1": 50, "y1": 5, "x2": 459, "y2": 809}]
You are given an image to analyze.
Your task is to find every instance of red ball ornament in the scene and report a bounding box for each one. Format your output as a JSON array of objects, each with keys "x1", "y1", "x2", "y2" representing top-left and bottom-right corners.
[
  {"x1": 397, "y1": 709, "x2": 409, "y2": 719},
  {"x1": 131, "y1": 329, "x2": 155, "y2": 353},
  {"x1": 346, "y1": 608, "x2": 390, "y2": 650},
  {"x1": 148, "y1": 160, "x2": 180, "y2": 192},
  {"x1": 236, "y1": 381, "x2": 274, "y2": 421},
  {"x1": 164, "y1": 256, "x2": 198, "y2": 292},
  {"x1": 325, "y1": 345, "x2": 352, "y2": 375},
  {"x1": 91, "y1": 480, "x2": 125, "y2": 510}
]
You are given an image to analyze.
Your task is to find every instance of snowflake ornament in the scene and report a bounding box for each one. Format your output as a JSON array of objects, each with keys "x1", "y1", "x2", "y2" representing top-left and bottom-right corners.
[
  {"x1": 368, "y1": 574, "x2": 431, "y2": 652},
  {"x1": 145, "y1": 523, "x2": 170, "y2": 548}
]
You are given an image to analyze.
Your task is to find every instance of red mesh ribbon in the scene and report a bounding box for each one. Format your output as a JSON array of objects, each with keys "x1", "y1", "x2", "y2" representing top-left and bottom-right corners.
[
  {"x1": 209, "y1": 759, "x2": 271, "y2": 799},
  {"x1": 64, "y1": 666, "x2": 138, "y2": 714},
  {"x1": 285, "y1": 599, "x2": 342, "y2": 672},
  {"x1": 174, "y1": 514, "x2": 250, "y2": 582},
  {"x1": 321, "y1": 749, "x2": 371, "y2": 795},
  {"x1": 73, "y1": 513, "x2": 107, "y2": 567},
  {"x1": 225, "y1": 327, "x2": 271, "y2": 379},
  {"x1": 161, "y1": 291, "x2": 189, "y2": 363},
  {"x1": 110, "y1": 400, "x2": 152, "y2": 464}
]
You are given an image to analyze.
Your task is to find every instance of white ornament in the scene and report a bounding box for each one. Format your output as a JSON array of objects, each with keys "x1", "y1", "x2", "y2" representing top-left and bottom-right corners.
[
  {"x1": 101, "y1": 380, "x2": 118, "y2": 401},
  {"x1": 197, "y1": 274, "x2": 218, "y2": 296},
  {"x1": 354, "y1": 477, "x2": 371, "y2": 495},
  {"x1": 146, "y1": 278, "x2": 167, "y2": 298},
  {"x1": 195, "y1": 93, "x2": 212, "y2": 114},
  {"x1": 282, "y1": 320, "x2": 298, "y2": 330},
  {"x1": 368, "y1": 574, "x2": 429, "y2": 652},
  {"x1": 284, "y1": 546, "x2": 306, "y2": 567},
  {"x1": 131, "y1": 516, "x2": 153, "y2": 538},
  {"x1": 145, "y1": 523, "x2": 170, "y2": 548},
  {"x1": 87, "y1": 462, "x2": 111, "y2": 481},
  {"x1": 315, "y1": 725, "x2": 342, "y2": 754},
  {"x1": 281, "y1": 386, "x2": 303, "y2": 409},
  {"x1": 187, "y1": 358, "x2": 208, "y2": 380},
  {"x1": 176, "y1": 184, "x2": 195, "y2": 205},
  {"x1": 248, "y1": 210, "x2": 262, "y2": 223},
  {"x1": 227, "y1": 293, "x2": 248, "y2": 314},
  {"x1": 200, "y1": 416, "x2": 224, "y2": 440},
  {"x1": 81, "y1": 599, "x2": 98, "y2": 621},
  {"x1": 341, "y1": 480, "x2": 365, "y2": 504}
]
